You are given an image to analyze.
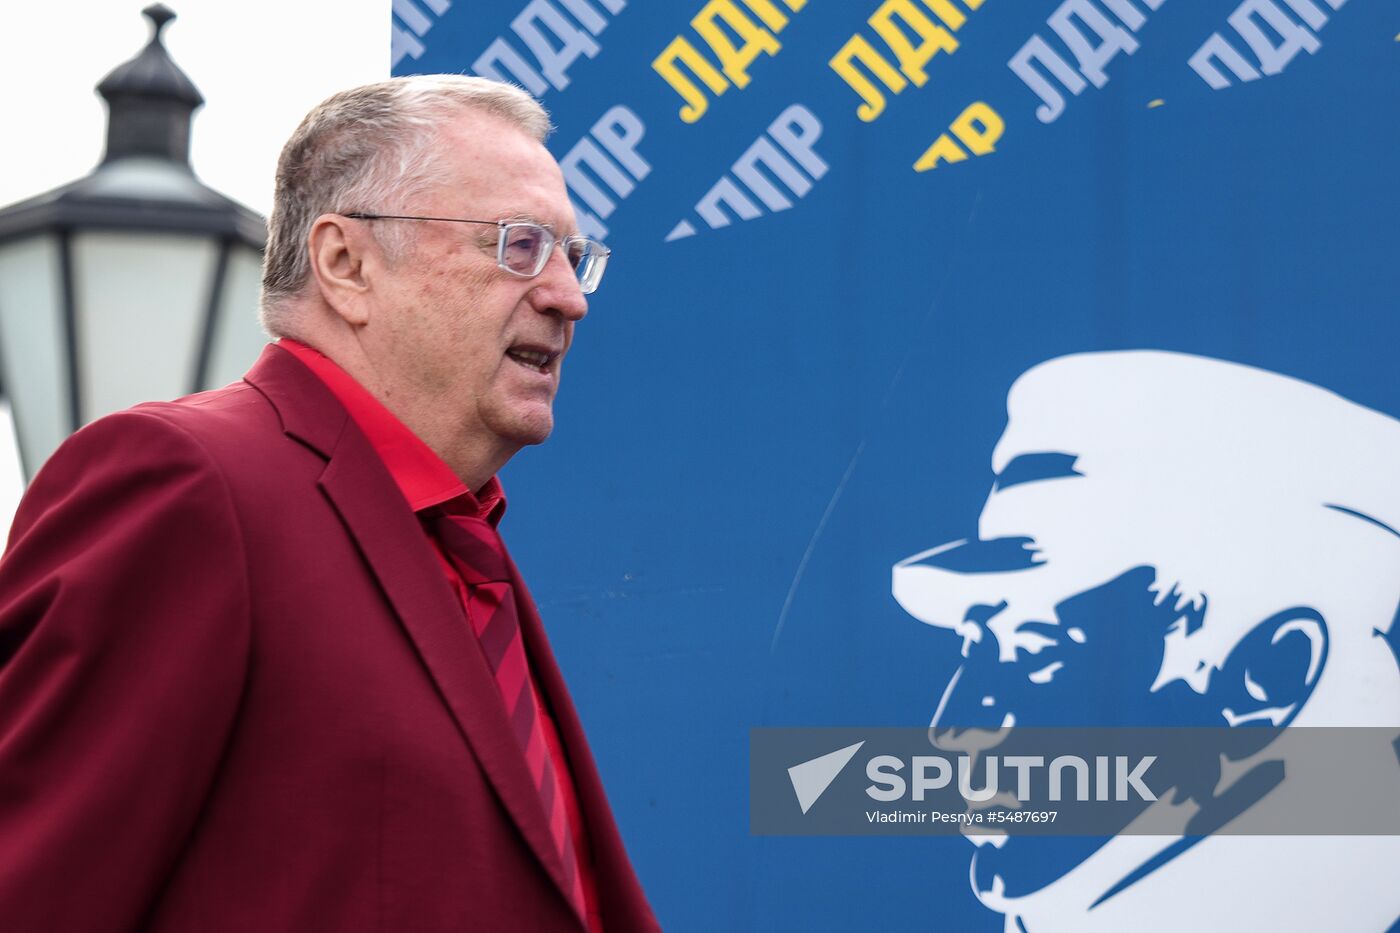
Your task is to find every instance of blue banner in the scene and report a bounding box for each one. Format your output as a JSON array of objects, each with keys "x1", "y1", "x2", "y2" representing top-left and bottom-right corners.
[{"x1": 394, "y1": 3, "x2": 1400, "y2": 930}]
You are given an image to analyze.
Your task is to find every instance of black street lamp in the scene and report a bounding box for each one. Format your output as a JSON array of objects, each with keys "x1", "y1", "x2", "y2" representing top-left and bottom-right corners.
[{"x1": 0, "y1": 4, "x2": 266, "y2": 479}]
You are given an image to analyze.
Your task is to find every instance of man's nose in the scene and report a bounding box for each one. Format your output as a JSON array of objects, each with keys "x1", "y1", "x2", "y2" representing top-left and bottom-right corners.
[
  {"x1": 531, "y1": 246, "x2": 588, "y2": 322},
  {"x1": 929, "y1": 660, "x2": 1014, "y2": 754}
]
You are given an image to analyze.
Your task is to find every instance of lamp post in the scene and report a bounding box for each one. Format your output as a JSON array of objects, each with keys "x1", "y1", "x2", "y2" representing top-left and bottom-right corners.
[{"x1": 0, "y1": 4, "x2": 266, "y2": 479}]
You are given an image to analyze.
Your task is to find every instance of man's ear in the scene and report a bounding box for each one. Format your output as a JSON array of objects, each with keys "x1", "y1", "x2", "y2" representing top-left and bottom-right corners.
[
  {"x1": 1214, "y1": 608, "x2": 1328, "y2": 729},
  {"x1": 307, "y1": 213, "x2": 377, "y2": 327}
]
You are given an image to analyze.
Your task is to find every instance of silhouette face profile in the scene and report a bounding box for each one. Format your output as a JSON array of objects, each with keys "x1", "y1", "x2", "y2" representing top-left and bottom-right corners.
[
  {"x1": 896, "y1": 536, "x2": 1223, "y2": 898},
  {"x1": 892, "y1": 351, "x2": 1400, "y2": 918}
]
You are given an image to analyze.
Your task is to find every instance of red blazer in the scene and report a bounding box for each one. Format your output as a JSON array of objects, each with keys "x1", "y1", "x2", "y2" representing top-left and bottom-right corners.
[{"x1": 0, "y1": 345, "x2": 659, "y2": 933}]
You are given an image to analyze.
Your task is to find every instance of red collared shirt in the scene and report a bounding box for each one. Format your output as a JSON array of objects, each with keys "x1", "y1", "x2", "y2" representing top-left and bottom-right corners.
[{"x1": 279, "y1": 339, "x2": 602, "y2": 931}]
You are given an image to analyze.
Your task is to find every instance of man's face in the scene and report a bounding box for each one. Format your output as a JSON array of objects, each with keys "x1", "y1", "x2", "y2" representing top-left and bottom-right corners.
[
  {"x1": 893, "y1": 468, "x2": 1218, "y2": 905},
  {"x1": 367, "y1": 110, "x2": 588, "y2": 467},
  {"x1": 892, "y1": 353, "x2": 1400, "y2": 928},
  {"x1": 916, "y1": 562, "x2": 1210, "y2": 902}
]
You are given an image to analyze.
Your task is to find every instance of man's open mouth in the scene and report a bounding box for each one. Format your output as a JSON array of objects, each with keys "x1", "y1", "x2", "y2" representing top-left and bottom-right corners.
[{"x1": 506, "y1": 347, "x2": 555, "y2": 373}]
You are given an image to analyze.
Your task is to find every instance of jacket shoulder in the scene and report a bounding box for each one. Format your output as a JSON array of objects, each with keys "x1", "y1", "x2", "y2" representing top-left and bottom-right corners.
[{"x1": 132, "y1": 380, "x2": 282, "y2": 447}]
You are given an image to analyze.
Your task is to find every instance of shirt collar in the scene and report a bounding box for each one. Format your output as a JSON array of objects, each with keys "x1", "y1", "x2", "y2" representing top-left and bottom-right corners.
[{"x1": 278, "y1": 339, "x2": 506, "y2": 525}]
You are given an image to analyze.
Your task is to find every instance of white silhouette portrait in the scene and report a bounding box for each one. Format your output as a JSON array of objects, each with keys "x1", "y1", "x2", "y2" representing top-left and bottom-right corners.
[{"x1": 892, "y1": 351, "x2": 1400, "y2": 932}]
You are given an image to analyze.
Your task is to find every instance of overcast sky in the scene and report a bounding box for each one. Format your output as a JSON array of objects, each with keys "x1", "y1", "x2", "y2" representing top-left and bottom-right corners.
[{"x1": 0, "y1": 0, "x2": 390, "y2": 532}]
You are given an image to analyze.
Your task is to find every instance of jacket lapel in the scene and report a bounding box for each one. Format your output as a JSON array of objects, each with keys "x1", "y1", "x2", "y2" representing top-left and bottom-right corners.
[
  {"x1": 244, "y1": 345, "x2": 579, "y2": 921},
  {"x1": 508, "y1": 551, "x2": 659, "y2": 925}
]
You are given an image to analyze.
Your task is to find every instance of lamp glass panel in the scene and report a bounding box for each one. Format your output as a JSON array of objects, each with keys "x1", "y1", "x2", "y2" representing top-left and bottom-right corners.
[
  {"x1": 71, "y1": 231, "x2": 216, "y2": 425},
  {"x1": 0, "y1": 235, "x2": 73, "y2": 476},
  {"x1": 204, "y1": 244, "x2": 268, "y2": 389},
  {"x1": 0, "y1": 402, "x2": 23, "y2": 531}
]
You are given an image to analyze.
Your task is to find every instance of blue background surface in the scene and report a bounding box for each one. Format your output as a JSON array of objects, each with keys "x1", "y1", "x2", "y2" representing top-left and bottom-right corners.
[{"x1": 396, "y1": 3, "x2": 1400, "y2": 928}]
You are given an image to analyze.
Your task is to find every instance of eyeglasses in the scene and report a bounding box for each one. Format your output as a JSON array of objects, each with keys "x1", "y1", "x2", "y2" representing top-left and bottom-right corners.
[{"x1": 345, "y1": 212, "x2": 611, "y2": 295}]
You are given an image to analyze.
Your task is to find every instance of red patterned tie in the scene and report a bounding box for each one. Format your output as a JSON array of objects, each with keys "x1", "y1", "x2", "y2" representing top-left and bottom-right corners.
[{"x1": 430, "y1": 510, "x2": 586, "y2": 919}]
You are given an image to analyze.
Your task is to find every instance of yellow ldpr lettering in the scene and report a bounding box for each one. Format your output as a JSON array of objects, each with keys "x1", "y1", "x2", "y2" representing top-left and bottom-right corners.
[
  {"x1": 914, "y1": 102, "x2": 1003, "y2": 171},
  {"x1": 653, "y1": 36, "x2": 730, "y2": 124},
  {"x1": 736, "y1": 0, "x2": 798, "y2": 32},
  {"x1": 922, "y1": 0, "x2": 968, "y2": 31},
  {"x1": 949, "y1": 102, "x2": 1003, "y2": 155},
  {"x1": 913, "y1": 134, "x2": 967, "y2": 172},
  {"x1": 869, "y1": 0, "x2": 959, "y2": 86},
  {"x1": 830, "y1": 34, "x2": 907, "y2": 123},
  {"x1": 692, "y1": 0, "x2": 781, "y2": 89}
]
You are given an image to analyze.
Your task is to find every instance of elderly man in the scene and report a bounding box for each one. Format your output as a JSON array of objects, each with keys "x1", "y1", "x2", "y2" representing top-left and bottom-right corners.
[
  {"x1": 0, "y1": 76, "x2": 658, "y2": 932},
  {"x1": 893, "y1": 351, "x2": 1400, "y2": 932}
]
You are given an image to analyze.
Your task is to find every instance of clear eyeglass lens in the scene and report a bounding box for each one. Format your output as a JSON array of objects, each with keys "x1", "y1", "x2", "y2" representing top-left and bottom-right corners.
[
  {"x1": 500, "y1": 223, "x2": 551, "y2": 276},
  {"x1": 578, "y1": 247, "x2": 608, "y2": 295},
  {"x1": 498, "y1": 223, "x2": 609, "y2": 294},
  {"x1": 564, "y1": 238, "x2": 587, "y2": 271}
]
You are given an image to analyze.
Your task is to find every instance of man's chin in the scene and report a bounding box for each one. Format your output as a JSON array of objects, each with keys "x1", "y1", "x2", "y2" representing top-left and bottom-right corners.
[
  {"x1": 514, "y1": 426, "x2": 553, "y2": 447},
  {"x1": 489, "y1": 407, "x2": 555, "y2": 448},
  {"x1": 969, "y1": 834, "x2": 1114, "y2": 904}
]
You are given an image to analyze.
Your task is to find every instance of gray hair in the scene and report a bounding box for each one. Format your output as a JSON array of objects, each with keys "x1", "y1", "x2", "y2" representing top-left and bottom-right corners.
[{"x1": 259, "y1": 75, "x2": 551, "y2": 336}]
